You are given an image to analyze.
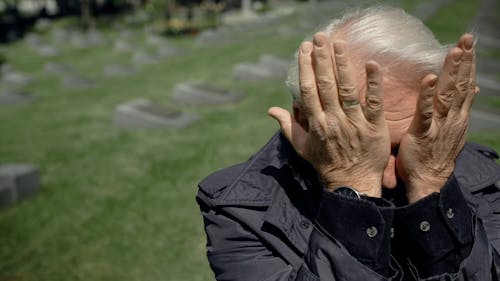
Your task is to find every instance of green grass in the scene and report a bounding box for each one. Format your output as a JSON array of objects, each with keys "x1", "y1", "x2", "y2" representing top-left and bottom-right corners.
[{"x1": 1, "y1": 1, "x2": 498, "y2": 281}]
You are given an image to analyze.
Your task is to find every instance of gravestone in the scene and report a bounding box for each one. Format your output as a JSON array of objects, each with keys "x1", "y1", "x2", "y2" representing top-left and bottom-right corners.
[
  {"x1": 233, "y1": 54, "x2": 290, "y2": 81},
  {"x1": 469, "y1": 110, "x2": 500, "y2": 132},
  {"x1": 0, "y1": 89, "x2": 38, "y2": 105},
  {"x1": 156, "y1": 45, "x2": 181, "y2": 59},
  {"x1": 114, "y1": 39, "x2": 135, "y2": 53},
  {"x1": 1, "y1": 69, "x2": 32, "y2": 87},
  {"x1": 51, "y1": 28, "x2": 70, "y2": 44},
  {"x1": 146, "y1": 34, "x2": 167, "y2": 46},
  {"x1": 233, "y1": 63, "x2": 275, "y2": 81},
  {"x1": 71, "y1": 30, "x2": 105, "y2": 49},
  {"x1": 62, "y1": 75, "x2": 96, "y2": 89},
  {"x1": 113, "y1": 99, "x2": 199, "y2": 129},
  {"x1": 44, "y1": 62, "x2": 74, "y2": 75},
  {"x1": 0, "y1": 164, "x2": 40, "y2": 208},
  {"x1": 104, "y1": 64, "x2": 135, "y2": 77},
  {"x1": 36, "y1": 44, "x2": 60, "y2": 57},
  {"x1": 24, "y1": 33, "x2": 42, "y2": 48},
  {"x1": 172, "y1": 82, "x2": 244, "y2": 105},
  {"x1": 131, "y1": 51, "x2": 158, "y2": 65}
]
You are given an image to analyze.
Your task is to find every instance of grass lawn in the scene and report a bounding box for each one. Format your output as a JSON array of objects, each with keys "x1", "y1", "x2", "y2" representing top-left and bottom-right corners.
[{"x1": 0, "y1": 1, "x2": 498, "y2": 280}]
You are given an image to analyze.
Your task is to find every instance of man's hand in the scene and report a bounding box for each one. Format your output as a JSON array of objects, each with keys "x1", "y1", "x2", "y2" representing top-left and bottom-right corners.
[
  {"x1": 268, "y1": 33, "x2": 390, "y2": 198},
  {"x1": 396, "y1": 34, "x2": 478, "y2": 203}
]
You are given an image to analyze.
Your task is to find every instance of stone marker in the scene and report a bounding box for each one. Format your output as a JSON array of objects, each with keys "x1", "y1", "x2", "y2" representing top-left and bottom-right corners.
[
  {"x1": 131, "y1": 51, "x2": 159, "y2": 65},
  {"x1": 36, "y1": 44, "x2": 60, "y2": 57},
  {"x1": 71, "y1": 30, "x2": 105, "y2": 49},
  {"x1": 0, "y1": 89, "x2": 38, "y2": 105},
  {"x1": 233, "y1": 54, "x2": 290, "y2": 81},
  {"x1": 62, "y1": 75, "x2": 96, "y2": 89},
  {"x1": 104, "y1": 64, "x2": 136, "y2": 77},
  {"x1": 51, "y1": 28, "x2": 70, "y2": 44},
  {"x1": 113, "y1": 99, "x2": 199, "y2": 129},
  {"x1": 157, "y1": 45, "x2": 181, "y2": 59},
  {"x1": 1, "y1": 69, "x2": 32, "y2": 87},
  {"x1": 469, "y1": 109, "x2": 500, "y2": 132},
  {"x1": 114, "y1": 39, "x2": 135, "y2": 53},
  {"x1": 172, "y1": 82, "x2": 244, "y2": 105},
  {"x1": 0, "y1": 164, "x2": 40, "y2": 208},
  {"x1": 44, "y1": 62, "x2": 74, "y2": 75}
]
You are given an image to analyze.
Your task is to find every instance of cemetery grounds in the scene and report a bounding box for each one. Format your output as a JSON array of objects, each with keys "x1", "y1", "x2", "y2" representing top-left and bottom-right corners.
[{"x1": 0, "y1": 0, "x2": 499, "y2": 280}]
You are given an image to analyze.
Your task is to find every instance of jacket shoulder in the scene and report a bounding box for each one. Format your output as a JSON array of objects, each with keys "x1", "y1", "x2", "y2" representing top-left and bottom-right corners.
[
  {"x1": 456, "y1": 142, "x2": 500, "y2": 192},
  {"x1": 198, "y1": 163, "x2": 247, "y2": 199}
]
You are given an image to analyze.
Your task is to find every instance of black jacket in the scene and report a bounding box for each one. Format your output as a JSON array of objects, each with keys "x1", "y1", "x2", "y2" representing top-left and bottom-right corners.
[{"x1": 197, "y1": 132, "x2": 500, "y2": 280}]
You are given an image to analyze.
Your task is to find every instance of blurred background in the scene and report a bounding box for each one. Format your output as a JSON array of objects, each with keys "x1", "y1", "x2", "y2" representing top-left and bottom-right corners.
[{"x1": 0, "y1": 0, "x2": 499, "y2": 280}]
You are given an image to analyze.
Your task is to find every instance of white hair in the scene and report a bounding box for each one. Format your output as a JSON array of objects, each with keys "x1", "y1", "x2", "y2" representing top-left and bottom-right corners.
[{"x1": 286, "y1": 6, "x2": 449, "y2": 102}]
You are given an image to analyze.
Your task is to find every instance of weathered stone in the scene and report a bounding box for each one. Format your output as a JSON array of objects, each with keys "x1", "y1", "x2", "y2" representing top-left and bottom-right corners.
[
  {"x1": 36, "y1": 44, "x2": 60, "y2": 57},
  {"x1": 51, "y1": 28, "x2": 70, "y2": 44},
  {"x1": 0, "y1": 164, "x2": 40, "y2": 208},
  {"x1": 156, "y1": 45, "x2": 181, "y2": 58},
  {"x1": 172, "y1": 82, "x2": 244, "y2": 105},
  {"x1": 1, "y1": 70, "x2": 32, "y2": 87},
  {"x1": 0, "y1": 89, "x2": 38, "y2": 105},
  {"x1": 104, "y1": 64, "x2": 135, "y2": 77},
  {"x1": 44, "y1": 62, "x2": 74, "y2": 75},
  {"x1": 24, "y1": 33, "x2": 42, "y2": 47},
  {"x1": 62, "y1": 75, "x2": 96, "y2": 89},
  {"x1": 113, "y1": 39, "x2": 135, "y2": 53},
  {"x1": 469, "y1": 109, "x2": 500, "y2": 132},
  {"x1": 233, "y1": 63, "x2": 276, "y2": 81},
  {"x1": 259, "y1": 54, "x2": 290, "y2": 74},
  {"x1": 131, "y1": 51, "x2": 159, "y2": 65},
  {"x1": 35, "y1": 18, "x2": 52, "y2": 30},
  {"x1": 477, "y1": 75, "x2": 500, "y2": 93},
  {"x1": 113, "y1": 99, "x2": 199, "y2": 129},
  {"x1": 70, "y1": 30, "x2": 105, "y2": 49}
]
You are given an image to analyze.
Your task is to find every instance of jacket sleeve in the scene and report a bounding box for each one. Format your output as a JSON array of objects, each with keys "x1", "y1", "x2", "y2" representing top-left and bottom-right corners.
[
  {"x1": 197, "y1": 189, "x2": 402, "y2": 281},
  {"x1": 392, "y1": 175, "x2": 500, "y2": 281}
]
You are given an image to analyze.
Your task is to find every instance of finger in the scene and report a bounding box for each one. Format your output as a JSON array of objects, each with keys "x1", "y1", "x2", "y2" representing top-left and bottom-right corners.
[
  {"x1": 299, "y1": 41, "x2": 322, "y2": 119},
  {"x1": 460, "y1": 36, "x2": 477, "y2": 117},
  {"x1": 268, "y1": 107, "x2": 307, "y2": 153},
  {"x1": 312, "y1": 32, "x2": 340, "y2": 113},
  {"x1": 333, "y1": 41, "x2": 363, "y2": 119},
  {"x1": 451, "y1": 33, "x2": 474, "y2": 113},
  {"x1": 434, "y1": 47, "x2": 463, "y2": 120},
  {"x1": 363, "y1": 61, "x2": 385, "y2": 125},
  {"x1": 409, "y1": 74, "x2": 438, "y2": 137}
]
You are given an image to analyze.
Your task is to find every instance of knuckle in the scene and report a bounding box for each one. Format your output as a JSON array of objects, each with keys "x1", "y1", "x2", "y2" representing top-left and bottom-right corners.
[
  {"x1": 316, "y1": 76, "x2": 335, "y2": 90},
  {"x1": 366, "y1": 94, "x2": 382, "y2": 109},
  {"x1": 300, "y1": 81, "x2": 316, "y2": 94},
  {"x1": 339, "y1": 85, "x2": 357, "y2": 97},
  {"x1": 455, "y1": 80, "x2": 469, "y2": 93}
]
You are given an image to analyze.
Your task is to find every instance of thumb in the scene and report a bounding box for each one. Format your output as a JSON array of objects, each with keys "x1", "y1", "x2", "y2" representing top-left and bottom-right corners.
[{"x1": 268, "y1": 107, "x2": 294, "y2": 141}]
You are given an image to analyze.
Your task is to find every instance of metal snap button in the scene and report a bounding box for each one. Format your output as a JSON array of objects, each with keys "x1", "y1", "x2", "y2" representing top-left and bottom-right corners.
[
  {"x1": 446, "y1": 208, "x2": 455, "y2": 219},
  {"x1": 366, "y1": 226, "x2": 378, "y2": 238},
  {"x1": 420, "y1": 221, "x2": 431, "y2": 232},
  {"x1": 299, "y1": 220, "x2": 310, "y2": 229},
  {"x1": 390, "y1": 227, "x2": 394, "y2": 239}
]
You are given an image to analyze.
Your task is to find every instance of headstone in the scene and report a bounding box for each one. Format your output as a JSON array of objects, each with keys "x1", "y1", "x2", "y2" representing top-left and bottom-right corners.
[
  {"x1": 51, "y1": 28, "x2": 70, "y2": 44},
  {"x1": 62, "y1": 75, "x2": 96, "y2": 89},
  {"x1": 70, "y1": 30, "x2": 105, "y2": 49},
  {"x1": 477, "y1": 75, "x2": 500, "y2": 93},
  {"x1": 259, "y1": 54, "x2": 290, "y2": 74},
  {"x1": 1, "y1": 69, "x2": 32, "y2": 87},
  {"x1": 0, "y1": 164, "x2": 40, "y2": 208},
  {"x1": 0, "y1": 89, "x2": 38, "y2": 105},
  {"x1": 469, "y1": 110, "x2": 500, "y2": 132},
  {"x1": 24, "y1": 33, "x2": 42, "y2": 48},
  {"x1": 156, "y1": 45, "x2": 181, "y2": 59},
  {"x1": 36, "y1": 44, "x2": 60, "y2": 57},
  {"x1": 113, "y1": 99, "x2": 199, "y2": 129},
  {"x1": 172, "y1": 82, "x2": 244, "y2": 105},
  {"x1": 114, "y1": 39, "x2": 135, "y2": 53},
  {"x1": 35, "y1": 18, "x2": 52, "y2": 31},
  {"x1": 104, "y1": 64, "x2": 135, "y2": 77},
  {"x1": 233, "y1": 54, "x2": 290, "y2": 81},
  {"x1": 233, "y1": 63, "x2": 275, "y2": 81},
  {"x1": 44, "y1": 62, "x2": 74, "y2": 75},
  {"x1": 131, "y1": 51, "x2": 158, "y2": 65},
  {"x1": 146, "y1": 34, "x2": 166, "y2": 46}
]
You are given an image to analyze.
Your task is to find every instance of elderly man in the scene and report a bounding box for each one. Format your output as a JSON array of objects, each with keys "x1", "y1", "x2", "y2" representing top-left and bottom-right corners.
[{"x1": 197, "y1": 6, "x2": 500, "y2": 281}]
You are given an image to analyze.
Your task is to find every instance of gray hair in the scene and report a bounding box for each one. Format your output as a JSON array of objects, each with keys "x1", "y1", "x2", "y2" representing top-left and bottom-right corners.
[{"x1": 286, "y1": 6, "x2": 449, "y2": 102}]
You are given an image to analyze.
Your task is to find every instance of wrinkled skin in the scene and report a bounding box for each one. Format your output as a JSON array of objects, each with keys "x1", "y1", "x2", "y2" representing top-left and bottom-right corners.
[{"x1": 269, "y1": 33, "x2": 477, "y2": 202}]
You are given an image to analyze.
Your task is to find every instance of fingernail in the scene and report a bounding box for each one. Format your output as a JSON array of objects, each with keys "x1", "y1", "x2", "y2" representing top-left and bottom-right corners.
[
  {"x1": 313, "y1": 35, "x2": 325, "y2": 47},
  {"x1": 464, "y1": 37, "x2": 473, "y2": 51},
  {"x1": 301, "y1": 42, "x2": 313, "y2": 54},
  {"x1": 334, "y1": 42, "x2": 345, "y2": 55},
  {"x1": 452, "y1": 49, "x2": 463, "y2": 63},
  {"x1": 428, "y1": 77, "x2": 438, "y2": 88}
]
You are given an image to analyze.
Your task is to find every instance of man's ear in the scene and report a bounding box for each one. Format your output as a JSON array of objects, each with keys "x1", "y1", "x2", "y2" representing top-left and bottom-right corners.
[{"x1": 293, "y1": 102, "x2": 309, "y2": 131}]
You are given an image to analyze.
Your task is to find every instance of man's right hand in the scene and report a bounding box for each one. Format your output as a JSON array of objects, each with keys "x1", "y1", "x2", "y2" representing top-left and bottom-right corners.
[{"x1": 268, "y1": 32, "x2": 390, "y2": 198}]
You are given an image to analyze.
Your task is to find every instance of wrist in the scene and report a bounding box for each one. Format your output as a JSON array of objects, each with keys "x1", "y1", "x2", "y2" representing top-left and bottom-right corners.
[
  {"x1": 325, "y1": 178, "x2": 382, "y2": 198},
  {"x1": 405, "y1": 175, "x2": 448, "y2": 203}
]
